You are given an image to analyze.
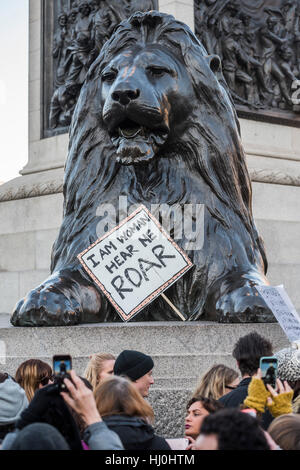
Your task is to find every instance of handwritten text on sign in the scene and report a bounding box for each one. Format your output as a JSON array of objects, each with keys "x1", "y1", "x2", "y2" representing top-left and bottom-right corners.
[
  {"x1": 78, "y1": 206, "x2": 193, "y2": 321},
  {"x1": 256, "y1": 285, "x2": 300, "y2": 343}
]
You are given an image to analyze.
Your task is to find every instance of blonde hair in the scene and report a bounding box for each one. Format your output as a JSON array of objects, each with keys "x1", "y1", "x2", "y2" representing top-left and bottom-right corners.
[
  {"x1": 15, "y1": 359, "x2": 52, "y2": 402},
  {"x1": 193, "y1": 364, "x2": 239, "y2": 400},
  {"x1": 84, "y1": 352, "x2": 115, "y2": 390},
  {"x1": 94, "y1": 375, "x2": 154, "y2": 423}
]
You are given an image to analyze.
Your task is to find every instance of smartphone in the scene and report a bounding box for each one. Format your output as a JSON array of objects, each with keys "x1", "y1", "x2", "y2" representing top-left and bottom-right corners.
[
  {"x1": 259, "y1": 356, "x2": 278, "y2": 389},
  {"x1": 53, "y1": 355, "x2": 72, "y2": 390}
]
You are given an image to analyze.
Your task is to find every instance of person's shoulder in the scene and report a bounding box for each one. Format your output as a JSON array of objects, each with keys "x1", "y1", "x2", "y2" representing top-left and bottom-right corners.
[
  {"x1": 219, "y1": 389, "x2": 235, "y2": 405},
  {"x1": 0, "y1": 430, "x2": 19, "y2": 450},
  {"x1": 219, "y1": 383, "x2": 249, "y2": 407}
]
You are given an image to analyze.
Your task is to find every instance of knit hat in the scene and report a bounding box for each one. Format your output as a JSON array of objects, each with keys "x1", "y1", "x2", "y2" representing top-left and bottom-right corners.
[
  {"x1": 9, "y1": 423, "x2": 70, "y2": 450},
  {"x1": 114, "y1": 350, "x2": 154, "y2": 381},
  {"x1": 0, "y1": 375, "x2": 29, "y2": 425},
  {"x1": 275, "y1": 346, "x2": 300, "y2": 382}
]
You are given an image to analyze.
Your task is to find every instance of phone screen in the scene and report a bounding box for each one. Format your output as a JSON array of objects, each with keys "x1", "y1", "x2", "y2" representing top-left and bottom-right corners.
[
  {"x1": 260, "y1": 357, "x2": 278, "y2": 389},
  {"x1": 53, "y1": 355, "x2": 72, "y2": 377}
]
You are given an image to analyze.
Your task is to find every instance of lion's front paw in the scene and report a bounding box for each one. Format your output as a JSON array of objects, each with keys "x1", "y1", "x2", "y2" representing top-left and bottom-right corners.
[
  {"x1": 11, "y1": 283, "x2": 82, "y2": 327},
  {"x1": 216, "y1": 284, "x2": 275, "y2": 323}
]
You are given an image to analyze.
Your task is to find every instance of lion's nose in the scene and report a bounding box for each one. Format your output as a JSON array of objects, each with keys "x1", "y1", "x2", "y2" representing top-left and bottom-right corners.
[{"x1": 111, "y1": 88, "x2": 140, "y2": 106}]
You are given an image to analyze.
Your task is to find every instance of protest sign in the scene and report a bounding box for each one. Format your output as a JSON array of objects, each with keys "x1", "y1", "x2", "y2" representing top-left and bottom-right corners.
[
  {"x1": 78, "y1": 205, "x2": 193, "y2": 322},
  {"x1": 256, "y1": 285, "x2": 300, "y2": 343}
]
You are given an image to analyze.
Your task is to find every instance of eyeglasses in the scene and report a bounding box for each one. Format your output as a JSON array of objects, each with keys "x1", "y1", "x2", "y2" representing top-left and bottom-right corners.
[{"x1": 38, "y1": 374, "x2": 55, "y2": 386}]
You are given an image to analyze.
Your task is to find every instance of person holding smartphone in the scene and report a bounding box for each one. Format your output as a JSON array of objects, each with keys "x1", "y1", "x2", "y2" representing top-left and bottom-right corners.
[
  {"x1": 243, "y1": 367, "x2": 294, "y2": 418},
  {"x1": 219, "y1": 331, "x2": 274, "y2": 429}
]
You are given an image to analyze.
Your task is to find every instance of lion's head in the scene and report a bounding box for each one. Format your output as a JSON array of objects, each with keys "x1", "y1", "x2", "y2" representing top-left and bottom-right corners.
[
  {"x1": 100, "y1": 43, "x2": 198, "y2": 164},
  {"x1": 83, "y1": 11, "x2": 230, "y2": 165},
  {"x1": 52, "y1": 11, "x2": 267, "y2": 312}
]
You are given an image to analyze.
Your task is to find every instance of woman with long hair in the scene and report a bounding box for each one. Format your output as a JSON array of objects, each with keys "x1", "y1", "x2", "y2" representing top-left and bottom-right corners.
[
  {"x1": 193, "y1": 364, "x2": 239, "y2": 400},
  {"x1": 15, "y1": 359, "x2": 53, "y2": 402},
  {"x1": 94, "y1": 375, "x2": 170, "y2": 450},
  {"x1": 84, "y1": 353, "x2": 115, "y2": 390}
]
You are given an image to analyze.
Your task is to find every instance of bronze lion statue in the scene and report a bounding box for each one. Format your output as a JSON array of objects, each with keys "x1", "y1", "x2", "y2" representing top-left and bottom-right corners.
[{"x1": 11, "y1": 11, "x2": 274, "y2": 326}]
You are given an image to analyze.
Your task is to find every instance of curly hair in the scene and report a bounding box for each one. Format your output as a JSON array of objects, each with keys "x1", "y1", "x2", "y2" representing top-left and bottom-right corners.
[
  {"x1": 233, "y1": 331, "x2": 273, "y2": 376},
  {"x1": 187, "y1": 395, "x2": 224, "y2": 414}
]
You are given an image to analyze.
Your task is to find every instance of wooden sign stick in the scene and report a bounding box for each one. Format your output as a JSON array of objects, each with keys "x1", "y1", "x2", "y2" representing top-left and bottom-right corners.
[{"x1": 161, "y1": 293, "x2": 186, "y2": 321}]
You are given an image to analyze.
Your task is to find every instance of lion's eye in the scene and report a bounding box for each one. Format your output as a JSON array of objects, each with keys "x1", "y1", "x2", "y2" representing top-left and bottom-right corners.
[
  {"x1": 147, "y1": 66, "x2": 170, "y2": 77},
  {"x1": 102, "y1": 70, "x2": 117, "y2": 83}
]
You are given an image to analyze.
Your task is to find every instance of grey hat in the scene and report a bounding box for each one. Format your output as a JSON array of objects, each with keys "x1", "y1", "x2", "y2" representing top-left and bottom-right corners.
[
  {"x1": 0, "y1": 375, "x2": 29, "y2": 425},
  {"x1": 10, "y1": 423, "x2": 70, "y2": 450},
  {"x1": 275, "y1": 346, "x2": 300, "y2": 382}
]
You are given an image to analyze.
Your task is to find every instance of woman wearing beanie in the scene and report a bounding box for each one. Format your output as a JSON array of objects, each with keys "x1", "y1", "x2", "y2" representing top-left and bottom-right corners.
[
  {"x1": 113, "y1": 350, "x2": 154, "y2": 398},
  {"x1": 94, "y1": 375, "x2": 170, "y2": 450}
]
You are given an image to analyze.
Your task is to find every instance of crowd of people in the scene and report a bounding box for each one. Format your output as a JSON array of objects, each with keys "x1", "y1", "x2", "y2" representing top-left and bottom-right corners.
[{"x1": 1, "y1": 331, "x2": 300, "y2": 451}]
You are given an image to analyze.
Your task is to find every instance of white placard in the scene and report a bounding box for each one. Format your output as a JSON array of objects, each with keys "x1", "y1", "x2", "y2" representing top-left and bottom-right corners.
[
  {"x1": 256, "y1": 285, "x2": 300, "y2": 343},
  {"x1": 78, "y1": 205, "x2": 193, "y2": 321}
]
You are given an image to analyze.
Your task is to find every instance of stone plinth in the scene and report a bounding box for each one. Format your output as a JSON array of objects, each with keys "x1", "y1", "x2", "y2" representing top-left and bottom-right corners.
[{"x1": 0, "y1": 320, "x2": 290, "y2": 437}]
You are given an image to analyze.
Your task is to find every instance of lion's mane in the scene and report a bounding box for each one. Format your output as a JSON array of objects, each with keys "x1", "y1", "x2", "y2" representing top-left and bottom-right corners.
[{"x1": 51, "y1": 11, "x2": 268, "y2": 321}]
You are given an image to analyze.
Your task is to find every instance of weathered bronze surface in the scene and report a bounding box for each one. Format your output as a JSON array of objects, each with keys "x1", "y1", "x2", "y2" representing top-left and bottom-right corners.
[
  {"x1": 195, "y1": 0, "x2": 300, "y2": 126},
  {"x1": 12, "y1": 11, "x2": 275, "y2": 326}
]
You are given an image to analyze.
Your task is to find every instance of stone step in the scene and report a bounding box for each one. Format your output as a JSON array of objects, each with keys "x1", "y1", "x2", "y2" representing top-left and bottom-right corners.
[
  {"x1": 0, "y1": 321, "x2": 289, "y2": 356},
  {"x1": 1, "y1": 322, "x2": 289, "y2": 384},
  {"x1": 148, "y1": 389, "x2": 192, "y2": 437},
  {"x1": 1, "y1": 354, "x2": 236, "y2": 384}
]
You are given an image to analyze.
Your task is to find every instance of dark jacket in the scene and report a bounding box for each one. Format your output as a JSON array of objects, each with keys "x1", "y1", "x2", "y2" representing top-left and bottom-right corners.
[
  {"x1": 219, "y1": 377, "x2": 251, "y2": 408},
  {"x1": 103, "y1": 415, "x2": 171, "y2": 450},
  {"x1": 219, "y1": 377, "x2": 273, "y2": 430}
]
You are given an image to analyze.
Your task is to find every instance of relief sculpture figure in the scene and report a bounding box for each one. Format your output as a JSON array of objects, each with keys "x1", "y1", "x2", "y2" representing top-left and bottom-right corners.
[{"x1": 195, "y1": 0, "x2": 300, "y2": 113}]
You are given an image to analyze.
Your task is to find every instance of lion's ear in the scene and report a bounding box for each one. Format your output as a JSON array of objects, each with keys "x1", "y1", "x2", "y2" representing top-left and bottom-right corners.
[{"x1": 205, "y1": 55, "x2": 221, "y2": 74}]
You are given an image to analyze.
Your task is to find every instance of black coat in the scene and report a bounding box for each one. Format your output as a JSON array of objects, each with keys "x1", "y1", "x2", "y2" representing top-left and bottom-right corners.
[
  {"x1": 219, "y1": 377, "x2": 273, "y2": 430},
  {"x1": 103, "y1": 415, "x2": 171, "y2": 450}
]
